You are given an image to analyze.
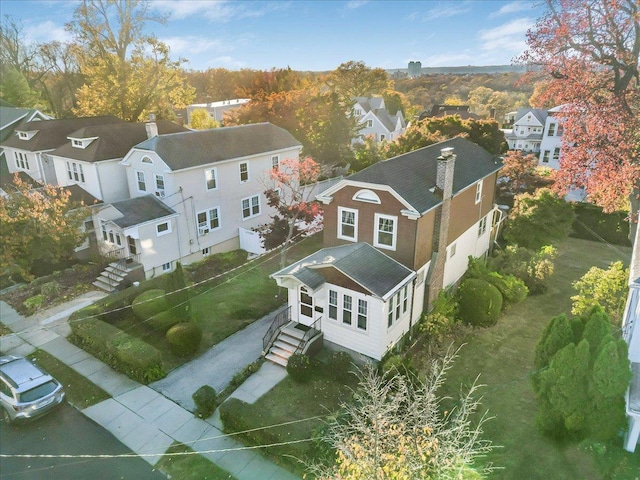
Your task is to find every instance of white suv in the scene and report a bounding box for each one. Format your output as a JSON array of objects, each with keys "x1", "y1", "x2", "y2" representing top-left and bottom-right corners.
[{"x1": 0, "y1": 355, "x2": 65, "y2": 424}]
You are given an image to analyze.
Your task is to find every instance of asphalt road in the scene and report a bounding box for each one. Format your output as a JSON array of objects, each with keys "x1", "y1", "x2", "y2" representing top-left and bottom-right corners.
[{"x1": 0, "y1": 403, "x2": 166, "y2": 480}]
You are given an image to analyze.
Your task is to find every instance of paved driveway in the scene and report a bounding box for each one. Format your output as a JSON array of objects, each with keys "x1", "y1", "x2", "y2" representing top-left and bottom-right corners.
[{"x1": 150, "y1": 306, "x2": 286, "y2": 411}]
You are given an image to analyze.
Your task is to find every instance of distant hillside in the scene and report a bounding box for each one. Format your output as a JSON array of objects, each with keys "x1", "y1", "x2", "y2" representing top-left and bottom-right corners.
[{"x1": 388, "y1": 65, "x2": 532, "y2": 75}]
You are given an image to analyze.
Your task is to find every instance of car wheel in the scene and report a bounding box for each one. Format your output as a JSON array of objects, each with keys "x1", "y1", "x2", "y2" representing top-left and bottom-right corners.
[{"x1": 1, "y1": 408, "x2": 11, "y2": 424}]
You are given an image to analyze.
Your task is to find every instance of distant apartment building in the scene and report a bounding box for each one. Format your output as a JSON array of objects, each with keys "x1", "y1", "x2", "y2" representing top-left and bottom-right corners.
[
  {"x1": 408, "y1": 61, "x2": 422, "y2": 78},
  {"x1": 185, "y1": 99, "x2": 250, "y2": 126}
]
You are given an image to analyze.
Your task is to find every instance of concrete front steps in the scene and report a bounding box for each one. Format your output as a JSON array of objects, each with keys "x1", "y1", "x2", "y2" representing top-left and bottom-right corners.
[
  {"x1": 264, "y1": 323, "x2": 306, "y2": 367},
  {"x1": 92, "y1": 262, "x2": 132, "y2": 292}
]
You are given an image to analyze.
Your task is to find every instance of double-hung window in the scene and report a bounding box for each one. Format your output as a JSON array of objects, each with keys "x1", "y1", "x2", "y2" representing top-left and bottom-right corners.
[
  {"x1": 271, "y1": 155, "x2": 279, "y2": 170},
  {"x1": 197, "y1": 207, "x2": 220, "y2": 235},
  {"x1": 475, "y1": 181, "x2": 482, "y2": 204},
  {"x1": 357, "y1": 300, "x2": 367, "y2": 330},
  {"x1": 478, "y1": 216, "x2": 487, "y2": 236},
  {"x1": 205, "y1": 168, "x2": 217, "y2": 190},
  {"x1": 241, "y1": 195, "x2": 260, "y2": 219},
  {"x1": 156, "y1": 221, "x2": 171, "y2": 236},
  {"x1": 553, "y1": 147, "x2": 560, "y2": 160},
  {"x1": 329, "y1": 290, "x2": 338, "y2": 320},
  {"x1": 15, "y1": 152, "x2": 29, "y2": 170},
  {"x1": 402, "y1": 286, "x2": 408, "y2": 313},
  {"x1": 548, "y1": 123, "x2": 556, "y2": 136},
  {"x1": 374, "y1": 214, "x2": 397, "y2": 250},
  {"x1": 542, "y1": 150, "x2": 550, "y2": 163},
  {"x1": 155, "y1": 174, "x2": 165, "y2": 197},
  {"x1": 239, "y1": 162, "x2": 249, "y2": 182},
  {"x1": 136, "y1": 171, "x2": 146, "y2": 192},
  {"x1": 338, "y1": 207, "x2": 357, "y2": 241},
  {"x1": 388, "y1": 296, "x2": 394, "y2": 327},
  {"x1": 66, "y1": 161, "x2": 85, "y2": 183},
  {"x1": 342, "y1": 295, "x2": 352, "y2": 325}
]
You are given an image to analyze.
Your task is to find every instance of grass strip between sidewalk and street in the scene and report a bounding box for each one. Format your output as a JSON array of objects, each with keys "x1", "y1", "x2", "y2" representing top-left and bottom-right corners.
[{"x1": 156, "y1": 442, "x2": 237, "y2": 480}]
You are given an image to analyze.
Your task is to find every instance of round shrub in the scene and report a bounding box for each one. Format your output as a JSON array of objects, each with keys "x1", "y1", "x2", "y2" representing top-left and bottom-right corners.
[
  {"x1": 287, "y1": 353, "x2": 314, "y2": 383},
  {"x1": 148, "y1": 310, "x2": 181, "y2": 333},
  {"x1": 166, "y1": 322, "x2": 202, "y2": 356},
  {"x1": 457, "y1": 278, "x2": 503, "y2": 327},
  {"x1": 327, "y1": 351, "x2": 353, "y2": 382},
  {"x1": 131, "y1": 289, "x2": 170, "y2": 320},
  {"x1": 40, "y1": 281, "x2": 62, "y2": 298},
  {"x1": 193, "y1": 385, "x2": 218, "y2": 418}
]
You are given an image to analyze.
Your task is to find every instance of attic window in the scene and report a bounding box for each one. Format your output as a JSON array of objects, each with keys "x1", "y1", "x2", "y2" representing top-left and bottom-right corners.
[
  {"x1": 72, "y1": 139, "x2": 83, "y2": 147},
  {"x1": 353, "y1": 189, "x2": 381, "y2": 204},
  {"x1": 141, "y1": 156, "x2": 153, "y2": 164},
  {"x1": 19, "y1": 132, "x2": 29, "y2": 139}
]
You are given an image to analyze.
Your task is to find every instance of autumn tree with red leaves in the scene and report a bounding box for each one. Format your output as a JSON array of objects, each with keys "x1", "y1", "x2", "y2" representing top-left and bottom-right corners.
[
  {"x1": 520, "y1": 0, "x2": 640, "y2": 216},
  {"x1": 260, "y1": 157, "x2": 322, "y2": 268}
]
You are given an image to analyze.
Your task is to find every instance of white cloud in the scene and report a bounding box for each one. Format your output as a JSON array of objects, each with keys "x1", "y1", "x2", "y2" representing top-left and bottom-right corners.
[
  {"x1": 479, "y1": 17, "x2": 534, "y2": 53},
  {"x1": 161, "y1": 36, "x2": 226, "y2": 55},
  {"x1": 409, "y1": 1, "x2": 472, "y2": 22},
  {"x1": 490, "y1": 1, "x2": 533, "y2": 18},
  {"x1": 152, "y1": 0, "x2": 290, "y2": 22},
  {"x1": 345, "y1": 0, "x2": 369, "y2": 9},
  {"x1": 24, "y1": 21, "x2": 73, "y2": 44}
]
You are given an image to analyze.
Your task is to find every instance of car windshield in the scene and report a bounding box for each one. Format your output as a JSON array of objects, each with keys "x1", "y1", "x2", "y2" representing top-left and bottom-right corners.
[{"x1": 19, "y1": 381, "x2": 58, "y2": 403}]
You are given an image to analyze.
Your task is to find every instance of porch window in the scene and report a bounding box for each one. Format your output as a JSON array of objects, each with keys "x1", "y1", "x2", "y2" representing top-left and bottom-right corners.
[
  {"x1": 239, "y1": 162, "x2": 249, "y2": 182},
  {"x1": 102, "y1": 224, "x2": 108, "y2": 241},
  {"x1": 136, "y1": 171, "x2": 146, "y2": 192},
  {"x1": 115, "y1": 234, "x2": 122, "y2": 246},
  {"x1": 109, "y1": 231, "x2": 115, "y2": 243},
  {"x1": 388, "y1": 296, "x2": 394, "y2": 327},
  {"x1": 357, "y1": 299, "x2": 367, "y2": 330},
  {"x1": 300, "y1": 286, "x2": 313, "y2": 318},
  {"x1": 205, "y1": 168, "x2": 217, "y2": 190},
  {"x1": 395, "y1": 291, "x2": 401, "y2": 320},
  {"x1": 329, "y1": 290, "x2": 338, "y2": 320},
  {"x1": 338, "y1": 207, "x2": 357, "y2": 241},
  {"x1": 402, "y1": 285, "x2": 408, "y2": 313},
  {"x1": 343, "y1": 294, "x2": 352, "y2": 325},
  {"x1": 127, "y1": 236, "x2": 137, "y2": 255},
  {"x1": 478, "y1": 216, "x2": 487, "y2": 237},
  {"x1": 374, "y1": 214, "x2": 397, "y2": 250}
]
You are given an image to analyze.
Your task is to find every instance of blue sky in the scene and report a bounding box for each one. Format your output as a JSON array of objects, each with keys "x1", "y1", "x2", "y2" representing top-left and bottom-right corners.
[{"x1": 3, "y1": 0, "x2": 546, "y2": 71}]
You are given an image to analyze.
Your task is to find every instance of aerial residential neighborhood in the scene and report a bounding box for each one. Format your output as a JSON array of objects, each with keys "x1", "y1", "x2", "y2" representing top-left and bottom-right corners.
[{"x1": 1, "y1": 1, "x2": 638, "y2": 479}]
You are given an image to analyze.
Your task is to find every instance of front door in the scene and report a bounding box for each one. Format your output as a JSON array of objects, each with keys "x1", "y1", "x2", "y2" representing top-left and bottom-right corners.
[{"x1": 299, "y1": 286, "x2": 313, "y2": 325}]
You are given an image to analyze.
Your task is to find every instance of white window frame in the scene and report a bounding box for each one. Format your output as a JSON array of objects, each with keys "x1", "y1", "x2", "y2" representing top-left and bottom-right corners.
[
  {"x1": 548, "y1": 123, "x2": 556, "y2": 136},
  {"x1": 449, "y1": 242, "x2": 457, "y2": 258},
  {"x1": 197, "y1": 207, "x2": 221, "y2": 235},
  {"x1": 367, "y1": 119, "x2": 373, "y2": 128},
  {"x1": 241, "y1": 195, "x2": 260, "y2": 219},
  {"x1": 162, "y1": 262, "x2": 172, "y2": 272},
  {"x1": 342, "y1": 294, "x2": 353, "y2": 326},
  {"x1": 374, "y1": 213, "x2": 397, "y2": 251},
  {"x1": 66, "y1": 161, "x2": 85, "y2": 183},
  {"x1": 202, "y1": 247, "x2": 210, "y2": 256},
  {"x1": 402, "y1": 285, "x2": 408, "y2": 313},
  {"x1": 542, "y1": 150, "x2": 550, "y2": 163},
  {"x1": 156, "y1": 221, "x2": 171, "y2": 236},
  {"x1": 329, "y1": 290, "x2": 338, "y2": 320},
  {"x1": 553, "y1": 147, "x2": 560, "y2": 160},
  {"x1": 155, "y1": 174, "x2": 165, "y2": 198},
  {"x1": 136, "y1": 170, "x2": 147, "y2": 192},
  {"x1": 14, "y1": 152, "x2": 29, "y2": 170},
  {"x1": 205, "y1": 168, "x2": 217, "y2": 190},
  {"x1": 475, "y1": 181, "x2": 482, "y2": 204},
  {"x1": 357, "y1": 299, "x2": 368, "y2": 331},
  {"x1": 141, "y1": 155, "x2": 153, "y2": 164},
  {"x1": 239, "y1": 162, "x2": 249, "y2": 182},
  {"x1": 271, "y1": 155, "x2": 279, "y2": 170},
  {"x1": 478, "y1": 216, "x2": 487, "y2": 237},
  {"x1": 338, "y1": 207, "x2": 358, "y2": 242},
  {"x1": 388, "y1": 295, "x2": 394, "y2": 328}
]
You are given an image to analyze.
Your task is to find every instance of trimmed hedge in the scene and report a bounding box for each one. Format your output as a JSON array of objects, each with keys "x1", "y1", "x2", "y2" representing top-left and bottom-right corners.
[
  {"x1": 457, "y1": 278, "x2": 503, "y2": 327},
  {"x1": 193, "y1": 385, "x2": 218, "y2": 418},
  {"x1": 166, "y1": 322, "x2": 202, "y2": 356},
  {"x1": 571, "y1": 203, "x2": 631, "y2": 246},
  {"x1": 131, "y1": 289, "x2": 170, "y2": 320},
  {"x1": 69, "y1": 314, "x2": 165, "y2": 383},
  {"x1": 148, "y1": 310, "x2": 181, "y2": 333}
]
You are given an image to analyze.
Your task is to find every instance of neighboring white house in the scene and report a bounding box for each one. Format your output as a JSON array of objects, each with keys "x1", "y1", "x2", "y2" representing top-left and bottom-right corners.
[
  {"x1": 46, "y1": 121, "x2": 187, "y2": 203},
  {"x1": 503, "y1": 106, "x2": 565, "y2": 168},
  {"x1": 186, "y1": 99, "x2": 250, "y2": 125},
  {"x1": 116, "y1": 122, "x2": 302, "y2": 269},
  {"x1": 623, "y1": 223, "x2": 640, "y2": 452},
  {"x1": 1, "y1": 116, "x2": 125, "y2": 186},
  {"x1": 352, "y1": 97, "x2": 406, "y2": 144},
  {"x1": 271, "y1": 242, "x2": 417, "y2": 361}
]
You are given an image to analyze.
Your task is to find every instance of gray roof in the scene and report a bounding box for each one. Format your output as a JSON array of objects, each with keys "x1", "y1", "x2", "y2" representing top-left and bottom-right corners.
[
  {"x1": 504, "y1": 132, "x2": 543, "y2": 141},
  {"x1": 373, "y1": 109, "x2": 405, "y2": 132},
  {"x1": 348, "y1": 137, "x2": 501, "y2": 214},
  {"x1": 134, "y1": 122, "x2": 301, "y2": 171},
  {"x1": 50, "y1": 121, "x2": 187, "y2": 162},
  {"x1": 0, "y1": 107, "x2": 50, "y2": 143},
  {"x1": 1, "y1": 116, "x2": 125, "y2": 152},
  {"x1": 514, "y1": 108, "x2": 548, "y2": 125},
  {"x1": 354, "y1": 97, "x2": 385, "y2": 113},
  {"x1": 272, "y1": 243, "x2": 415, "y2": 299},
  {"x1": 110, "y1": 195, "x2": 176, "y2": 228}
]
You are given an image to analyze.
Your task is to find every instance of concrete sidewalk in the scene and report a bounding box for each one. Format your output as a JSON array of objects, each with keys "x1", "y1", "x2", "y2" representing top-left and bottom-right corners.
[{"x1": 0, "y1": 298, "x2": 299, "y2": 480}]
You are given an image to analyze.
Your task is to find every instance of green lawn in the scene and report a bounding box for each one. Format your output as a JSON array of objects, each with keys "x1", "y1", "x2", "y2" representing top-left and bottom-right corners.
[
  {"x1": 156, "y1": 442, "x2": 236, "y2": 480},
  {"x1": 425, "y1": 238, "x2": 639, "y2": 479},
  {"x1": 29, "y1": 349, "x2": 110, "y2": 409}
]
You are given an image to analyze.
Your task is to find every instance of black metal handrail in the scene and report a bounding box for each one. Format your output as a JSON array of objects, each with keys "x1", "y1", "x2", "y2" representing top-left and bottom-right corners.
[
  {"x1": 294, "y1": 316, "x2": 322, "y2": 355},
  {"x1": 263, "y1": 305, "x2": 291, "y2": 352}
]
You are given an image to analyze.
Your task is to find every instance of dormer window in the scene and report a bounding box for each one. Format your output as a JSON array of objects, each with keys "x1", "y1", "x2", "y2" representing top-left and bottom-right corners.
[
  {"x1": 17, "y1": 130, "x2": 37, "y2": 140},
  {"x1": 72, "y1": 139, "x2": 83, "y2": 147},
  {"x1": 69, "y1": 136, "x2": 97, "y2": 149}
]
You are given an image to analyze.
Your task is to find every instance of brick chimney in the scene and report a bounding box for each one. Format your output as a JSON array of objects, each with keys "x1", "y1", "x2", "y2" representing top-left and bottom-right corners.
[
  {"x1": 426, "y1": 147, "x2": 456, "y2": 309},
  {"x1": 145, "y1": 113, "x2": 158, "y2": 139}
]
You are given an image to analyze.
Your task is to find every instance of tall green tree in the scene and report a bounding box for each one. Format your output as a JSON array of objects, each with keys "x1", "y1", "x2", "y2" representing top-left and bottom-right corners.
[
  {"x1": 533, "y1": 308, "x2": 631, "y2": 441},
  {"x1": 326, "y1": 61, "x2": 389, "y2": 105},
  {"x1": 503, "y1": 188, "x2": 575, "y2": 250},
  {"x1": 69, "y1": 0, "x2": 194, "y2": 121}
]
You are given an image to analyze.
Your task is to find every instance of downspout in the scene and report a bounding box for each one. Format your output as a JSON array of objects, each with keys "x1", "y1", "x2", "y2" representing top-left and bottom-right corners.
[{"x1": 408, "y1": 277, "x2": 418, "y2": 341}]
